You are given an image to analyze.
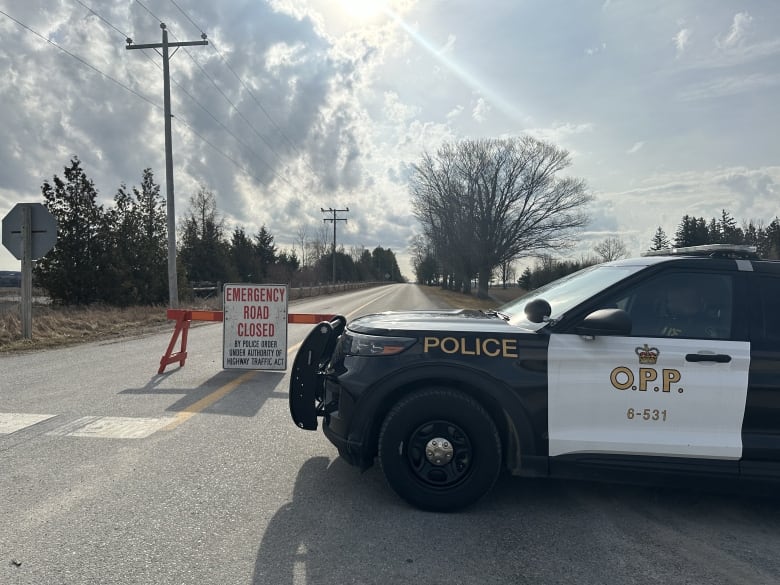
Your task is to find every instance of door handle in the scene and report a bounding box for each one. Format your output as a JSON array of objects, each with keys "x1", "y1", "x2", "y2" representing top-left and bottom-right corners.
[{"x1": 685, "y1": 353, "x2": 731, "y2": 363}]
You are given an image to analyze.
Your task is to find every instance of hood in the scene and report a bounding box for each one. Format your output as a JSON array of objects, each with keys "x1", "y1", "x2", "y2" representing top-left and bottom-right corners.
[{"x1": 347, "y1": 309, "x2": 535, "y2": 336}]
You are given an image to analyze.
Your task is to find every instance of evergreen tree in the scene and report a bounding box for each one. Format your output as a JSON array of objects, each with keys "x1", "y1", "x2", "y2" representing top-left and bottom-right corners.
[
  {"x1": 649, "y1": 227, "x2": 671, "y2": 251},
  {"x1": 674, "y1": 215, "x2": 709, "y2": 247},
  {"x1": 357, "y1": 249, "x2": 373, "y2": 281},
  {"x1": 371, "y1": 246, "x2": 402, "y2": 281},
  {"x1": 518, "y1": 267, "x2": 532, "y2": 290},
  {"x1": 35, "y1": 157, "x2": 107, "y2": 305},
  {"x1": 693, "y1": 217, "x2": 709, "y2": 245},
  {"x1": 104, "y1": 169, "x2": 168, "y2": 305},
  {"x1": 178, "y1": 187, "x2": 231, "y2": 283},
  {"x1": 742, "y1": 220, "x2": 763, "y2": 252},
  {"x1": 765, "y1": 218, "x2": 780, "y2": 259},
  {"x1": 718, "y1": 209, "x2": 743, "y2": 244},
  {"x1": 254, "y1": 225, "x2": 277, "y2": 281},
  {"x1": 314, "y1": 249, "x2": 356, "y2": 282},
  {"x1": 269, "y1": 249, "x2": 301, "y2": 285},
  {"x1": 133, "y1": 168, "x2": 168, "y2": 304},
  {"x1": 707, "y1": 217, "x2": 721, "y2": 243},
  {"x1": 230, "y1": 227, "x2": 257, "y2": 282},
  {"x1": 673, "y1": 215, "x2": 695, "y2": 247},
  {"x1": 103, "y1": 183, "x2": 140, "y2": 305}
]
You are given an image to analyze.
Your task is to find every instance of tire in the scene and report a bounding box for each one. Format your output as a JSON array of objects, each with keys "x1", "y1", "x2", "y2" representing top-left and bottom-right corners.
[{"x1": 378, "y1": 387, "x2": 502, "y2": 512}]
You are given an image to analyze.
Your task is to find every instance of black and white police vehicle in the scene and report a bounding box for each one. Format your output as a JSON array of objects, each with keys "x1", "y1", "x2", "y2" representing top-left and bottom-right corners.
[{"x1": 290, "y1": 245, "x2": 780, "y2": 511}]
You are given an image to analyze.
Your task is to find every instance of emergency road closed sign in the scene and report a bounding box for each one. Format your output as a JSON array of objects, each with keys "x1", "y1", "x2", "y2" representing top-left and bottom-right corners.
[{"x1": 223, "y1": 284, "x2": 288, "y2": 370}]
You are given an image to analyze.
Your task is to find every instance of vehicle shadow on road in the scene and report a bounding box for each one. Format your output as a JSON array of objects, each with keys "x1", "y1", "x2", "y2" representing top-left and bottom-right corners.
[
  {"x1": 252, "y1": 457, "x2": 780, "y2": 585},
  {"x1": 119, "y1": 370, "x2": 285, "y2": 418}
]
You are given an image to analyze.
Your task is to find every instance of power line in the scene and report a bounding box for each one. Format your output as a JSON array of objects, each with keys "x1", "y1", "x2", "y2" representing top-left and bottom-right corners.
[
  {"x1": 134, "y1": 0, "x2": 164, "y2": 27},
  {"x1": 131, "y1": 2, "x2": 308, "y2": 191},
  {"x1": 169, "y1": 0, "x2": 202, "y2": 35},
  {"x1": 0, "y1": 8, "x2": 162, "y2": 112},
  {"x1": 3, "y1": 4, "x2": 309, "y2": 198},
  {"x1": 173, "y1": 117, "x2": 274, "y2": 186},
  {"x1": 179, "y1": 46, "x2": 290, "y2": 169},
  {"x1": 167, "y1": 0, "x2": 318, "y2": 176},
  {"x1": 73, "y1": 0, "x2": 131, "y2": 41},
  {"x1": 68, "y1": 2, "x2": 290, "y2": 188}
]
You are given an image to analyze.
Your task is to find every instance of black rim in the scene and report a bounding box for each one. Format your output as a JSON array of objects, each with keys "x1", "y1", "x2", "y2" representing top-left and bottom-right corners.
[{"x1": 406, "y1": 419, "x2": 473, "y2": 489}]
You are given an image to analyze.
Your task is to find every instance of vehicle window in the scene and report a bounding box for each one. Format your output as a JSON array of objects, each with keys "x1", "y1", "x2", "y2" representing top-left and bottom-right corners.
[
  {"x1": 603, "y1": 273, "x2": 733, "y2": 339},
  {"x1": 757, "y1": 276, "x2": 780, "y2": 342},
  {"x1": 502, "y1": 263, "x2": 643, "y2": 328}
]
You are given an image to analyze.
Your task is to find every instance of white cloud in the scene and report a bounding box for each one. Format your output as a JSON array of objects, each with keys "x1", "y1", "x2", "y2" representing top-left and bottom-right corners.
[
  {"x1": 446, "y1": 105, "x2": 464, "y2": 119},
  {"x1": 717, "y1": 12, "x2": 753, "y2": 49},
  {"x1": 627, "y1": 141, "x2": 644, "y2": 155},
  {"x1": 674, "y1": 28, "x2": 691, "y2": 56},
  {"x1": 472, "y1": 97, "x2": 490, "y2": 122}
]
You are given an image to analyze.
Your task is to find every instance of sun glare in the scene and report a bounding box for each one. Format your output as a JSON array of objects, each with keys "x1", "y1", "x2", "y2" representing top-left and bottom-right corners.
[{"x1": 337, "y1": 0, "x2": 387, "y2": 22}]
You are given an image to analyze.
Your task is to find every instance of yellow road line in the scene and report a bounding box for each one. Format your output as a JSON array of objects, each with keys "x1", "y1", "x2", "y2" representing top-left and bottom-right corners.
[
  {"x1": 163, "y1": 341, "x2": 304, "y2": 431},
  {"x1": 163, "y1": 291, "x2": 389, "y2": 432},
  {"x1": 162, "y1": 370, "x2": 257, "y2": 430}
]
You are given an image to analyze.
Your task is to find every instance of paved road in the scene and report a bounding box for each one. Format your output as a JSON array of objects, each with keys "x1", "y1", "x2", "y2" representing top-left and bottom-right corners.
[{"x1": 2, "y1": 283, "x2": 780, "y2": 585}]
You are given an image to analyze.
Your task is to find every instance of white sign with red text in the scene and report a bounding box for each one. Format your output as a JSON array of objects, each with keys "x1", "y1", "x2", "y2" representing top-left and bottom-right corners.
[{"x1": 223, "y1": 284, "x2": 288, "y2": 370}]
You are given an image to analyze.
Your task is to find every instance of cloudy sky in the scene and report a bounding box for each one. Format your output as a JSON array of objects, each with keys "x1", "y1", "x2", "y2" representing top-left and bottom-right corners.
[{"x1": 1, "y1": 0, "x2": 778, "y2": 278}]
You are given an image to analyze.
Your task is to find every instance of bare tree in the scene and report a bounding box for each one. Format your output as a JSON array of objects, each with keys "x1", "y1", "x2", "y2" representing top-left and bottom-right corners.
[
  {"x1": 349, "y1": 244, "x2": 366, "y2": 263},
  {"x1": 307, "y1": 222, "x2": 330, "y2": 265},
  {"x1": 594, "y1": 236, "x2": 628, "y2": 262},
  {"x1": 295, "y1": 225, "x2": 308, "y2": 267},
  {"x1": 411, "y1": 136, "x2": 591, "y2": 298},
  {"x1": 498, "y1": 259, "x2": 516, "y2": 289}
]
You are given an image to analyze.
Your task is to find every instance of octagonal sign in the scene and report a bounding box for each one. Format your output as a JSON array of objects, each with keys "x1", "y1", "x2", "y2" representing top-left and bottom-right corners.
[{"x1": 2, "y1": 203, "x2": 58, "y2": 260}]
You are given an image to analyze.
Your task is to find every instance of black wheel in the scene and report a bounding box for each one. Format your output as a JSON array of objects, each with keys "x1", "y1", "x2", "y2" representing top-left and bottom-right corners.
[{"x1": 378, "y1": 388, "x2": 502, "y2": 512}]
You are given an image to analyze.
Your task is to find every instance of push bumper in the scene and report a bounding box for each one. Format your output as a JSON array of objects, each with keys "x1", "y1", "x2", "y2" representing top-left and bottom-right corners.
[{"x1": 289, "y1": 316, "x2": 346, "y2": 430}]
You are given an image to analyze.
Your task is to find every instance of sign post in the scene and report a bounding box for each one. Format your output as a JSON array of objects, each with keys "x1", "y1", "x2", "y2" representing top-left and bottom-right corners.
[
  {"x1": 2, "y1": 203, "x2": 58, "y2": 340},
  {"x1": 223, "y1": 284, "x2": 288, "y2": 370}
]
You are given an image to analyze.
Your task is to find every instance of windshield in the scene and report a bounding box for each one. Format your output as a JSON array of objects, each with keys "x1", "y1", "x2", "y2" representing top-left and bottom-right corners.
[{"x1": 499, "y1": 264, "x2": 643, "y2": 329}]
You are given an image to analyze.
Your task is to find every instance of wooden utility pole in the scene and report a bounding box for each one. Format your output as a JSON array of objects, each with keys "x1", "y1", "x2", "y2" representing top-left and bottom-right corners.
[
  {"x1": 321, "y1": 207, "x2": 349, "y2": 284},
  {"x1": 126, "y1": 24, "x2": 208, "y2": 308}
]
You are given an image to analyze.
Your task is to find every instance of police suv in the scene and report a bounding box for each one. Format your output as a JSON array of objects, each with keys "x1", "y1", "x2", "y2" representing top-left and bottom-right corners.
[{"x1": 289, "y1": 245, "x2": 780, "y2": 511}]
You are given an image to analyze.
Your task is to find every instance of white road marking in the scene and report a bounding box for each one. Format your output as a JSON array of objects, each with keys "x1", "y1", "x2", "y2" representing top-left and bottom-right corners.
[
  {"x1": 46, "y1": 416, "x2": 175, "y2": 439},
  {"x1": 0, "y1": 413, "x2": 56, "y2": 434}
]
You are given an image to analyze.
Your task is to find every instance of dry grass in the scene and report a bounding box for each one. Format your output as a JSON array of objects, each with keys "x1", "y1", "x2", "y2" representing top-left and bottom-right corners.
[
  {"x1": 0, "y1": 291, "x2": 221, "y2": 353},
  {"x1": 0, "y1": 304, "x2": 173, "y2": 352}
]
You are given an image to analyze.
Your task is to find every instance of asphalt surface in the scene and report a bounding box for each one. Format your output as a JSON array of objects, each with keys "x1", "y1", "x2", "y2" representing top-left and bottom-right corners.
[{"x1": 2, "y1": 283, "x2": 780, "y2": 585}]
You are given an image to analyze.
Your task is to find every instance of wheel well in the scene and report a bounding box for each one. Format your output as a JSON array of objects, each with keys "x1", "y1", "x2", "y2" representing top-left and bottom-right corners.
[{"x1": 366, "y1": 377, "x2": 524, "y2": 473}]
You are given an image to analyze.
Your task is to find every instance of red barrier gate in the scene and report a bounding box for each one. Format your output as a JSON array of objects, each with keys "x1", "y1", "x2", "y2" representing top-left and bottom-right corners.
[{"x1": 159, "y1": 309, "x2": 335, "y2": 373}]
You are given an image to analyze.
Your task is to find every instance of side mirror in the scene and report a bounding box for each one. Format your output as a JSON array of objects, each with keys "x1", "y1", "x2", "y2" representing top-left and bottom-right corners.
[
  {"x1": 525, "y1": 298, "x2": 552, "y2": 323},
  {"x1": 575, "y1": 308, "x2": 632, "y2": 337}
]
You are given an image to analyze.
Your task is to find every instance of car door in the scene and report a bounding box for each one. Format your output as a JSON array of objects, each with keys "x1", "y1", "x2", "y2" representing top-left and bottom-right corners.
[
  {"x1": 741, "y1": 268, "x2": 780, "y2": 476},
  {"x1": 547, "y1": 269, "x2": 751, "y2": 465}
]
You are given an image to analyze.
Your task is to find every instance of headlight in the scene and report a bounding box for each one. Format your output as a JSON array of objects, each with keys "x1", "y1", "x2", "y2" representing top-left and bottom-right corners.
[{"x1": 342, "y1": 332, "x2": 416, "y2": 356}]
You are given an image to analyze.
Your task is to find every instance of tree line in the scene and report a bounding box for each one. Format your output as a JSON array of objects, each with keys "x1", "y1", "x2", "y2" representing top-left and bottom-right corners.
[
  {"x1": 33, "y1": 157, "x2": 402, "y2": 306},
  {"x1": 518, "y1": 210, "x2": 780, "y2": 291}
]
